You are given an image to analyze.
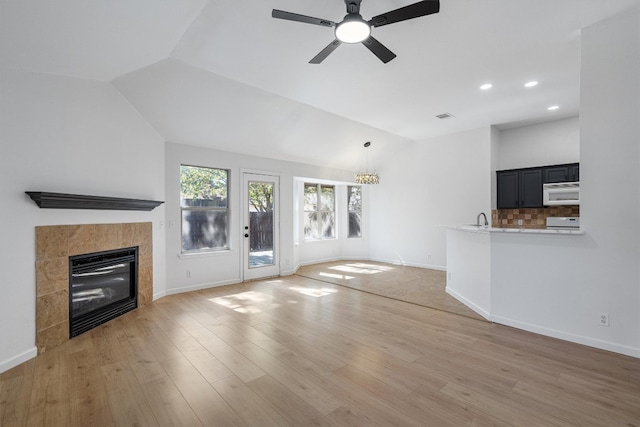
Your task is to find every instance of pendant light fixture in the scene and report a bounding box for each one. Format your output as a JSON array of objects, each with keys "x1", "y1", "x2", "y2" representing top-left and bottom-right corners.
[{"x1": 355, "y1": 141, "x2": 380, "y2": 184}]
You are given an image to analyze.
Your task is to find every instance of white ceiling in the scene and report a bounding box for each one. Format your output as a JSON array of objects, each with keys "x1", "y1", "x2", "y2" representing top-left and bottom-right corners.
[{"x1": 2, "y1": 0, "x2": 639, "y2": 169}]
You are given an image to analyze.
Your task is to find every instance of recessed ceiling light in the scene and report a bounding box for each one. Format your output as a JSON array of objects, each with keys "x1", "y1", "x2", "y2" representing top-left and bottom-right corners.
[
  {"x1": 480, "y1": 83, "x2": 493, "y2": 90},
  {"x1": 525, "y1": 81, "x2": 539, "y2": 88},
  {"x1": 548, "y1": 105, "x2": 559, "y2": 111}
]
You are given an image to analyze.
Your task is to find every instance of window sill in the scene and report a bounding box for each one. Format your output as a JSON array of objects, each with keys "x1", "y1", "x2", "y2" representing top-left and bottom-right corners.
[
  {"x1": 178, "y1": 250, "x2": 231, "y2": 260},
  {"x1": 303, "y1": 238, "x2": 337, "y2": 243}
]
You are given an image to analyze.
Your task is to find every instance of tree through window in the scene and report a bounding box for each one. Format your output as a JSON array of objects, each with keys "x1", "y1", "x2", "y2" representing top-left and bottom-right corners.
[
  {"x1": 347, "y1": 186, "x2": 362, "y2": 238},
  {"x1": 180, "y1": 165, "x2": 230, "y2": 253},
  {"x1": 304, "y1": 183, "x2": 335, "y2": 240}
]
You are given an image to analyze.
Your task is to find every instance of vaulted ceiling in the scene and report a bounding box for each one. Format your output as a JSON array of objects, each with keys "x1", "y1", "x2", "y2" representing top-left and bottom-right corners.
[{"x1": 2, "y1": 0, "x2": 638, "y2": 169}]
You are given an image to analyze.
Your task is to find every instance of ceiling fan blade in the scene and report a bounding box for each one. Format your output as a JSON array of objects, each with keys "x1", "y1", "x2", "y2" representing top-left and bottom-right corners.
[
  {"x1": 272, "y1": 9, "x2": 335, "y2": 27},
  {"x1": 369, "y1": 0, "x2": 440, "y2": 28},
  {"x1": 309, "y1": 39, "x2": 342, "y2": 64},
  {"x1": 362, "y1": 36, "x2": 396, "y2": 63}
]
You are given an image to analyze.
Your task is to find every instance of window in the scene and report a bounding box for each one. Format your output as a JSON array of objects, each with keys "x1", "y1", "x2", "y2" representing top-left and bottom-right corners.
[
  {"x1": 347, "y1": 186, "x2": 362, "y2": 238},
  {"x1": 180, "y1": 165, "x2": 229, "y2": 253},
  {"x1": 304, "y1": 183, "x2": 335, "y2": 240}
]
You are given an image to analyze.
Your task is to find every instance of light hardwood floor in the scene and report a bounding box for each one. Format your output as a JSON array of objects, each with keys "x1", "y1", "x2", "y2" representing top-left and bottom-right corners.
[
  {"x1": 296, "y1": 261, "x2": 485, "y2": 320},
  {"x1": 1, "y1": 273, "x2": 639, "y2": 426}
]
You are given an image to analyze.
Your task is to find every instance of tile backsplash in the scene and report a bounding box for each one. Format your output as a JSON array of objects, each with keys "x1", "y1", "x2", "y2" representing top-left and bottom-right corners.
[{"x1": 492, "y1": 206, "x2": 580, "y2": 229}]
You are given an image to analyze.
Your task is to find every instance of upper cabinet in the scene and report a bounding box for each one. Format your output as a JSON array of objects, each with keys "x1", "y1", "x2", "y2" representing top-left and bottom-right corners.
[
  {"x1": 497, "y1": 162, "x2": 579, "y2": 209},
  {"x1": 496, "y1": 170, "x2": 519, "y2": 209},
  {"x1": 543, "y1": 163, "x2": 580, "y2": 183},
  {"x1": 497, "y1": 168, "x2": 543, "y2": 209}
]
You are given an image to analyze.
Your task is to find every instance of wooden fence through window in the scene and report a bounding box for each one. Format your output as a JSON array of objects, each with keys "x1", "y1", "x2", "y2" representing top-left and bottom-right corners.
[{"x1": 250, "y1": 212, "x2": 273, "y2": 250}]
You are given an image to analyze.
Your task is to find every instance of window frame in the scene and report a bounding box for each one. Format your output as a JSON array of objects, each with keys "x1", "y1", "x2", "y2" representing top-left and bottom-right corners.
[
  {"x1": 347, "y1": 185, "x2": 362, "y2": 238},
  {"x1": 180, "y1": 164, "x2": 231, "y2": 254},
  {"x1": 303, "y1": 183, "x2": 336, "y2": 241}
]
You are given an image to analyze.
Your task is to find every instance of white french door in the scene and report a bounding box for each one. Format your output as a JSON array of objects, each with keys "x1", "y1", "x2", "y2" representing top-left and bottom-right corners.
[{"x1": 242, "y1": 172, "x2": 280, "y2": 281}]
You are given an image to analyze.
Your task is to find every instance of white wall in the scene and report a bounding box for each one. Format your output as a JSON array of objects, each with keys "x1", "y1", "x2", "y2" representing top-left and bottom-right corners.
[
  {"x1": 0, "y1": 69, "x2": 166, "y2": 373},
  {"x1": 499, "y1": 116, "x2": 580, "y2": 170},
  {"x1": 163, "y1": 142, "x2": 367, "y2": 296},
  {"x1": 490, "y1": 126, "x2": 501, "y2": 209},
  {"x1": 446, "y1": 229, "x2": 491, "y2": 318},
  {"x1": 490, "y1": 7, "x2": 640, "y2": 356},
  {"x1": 370, "y1": 127, "x2": 493, "y2": 269}
]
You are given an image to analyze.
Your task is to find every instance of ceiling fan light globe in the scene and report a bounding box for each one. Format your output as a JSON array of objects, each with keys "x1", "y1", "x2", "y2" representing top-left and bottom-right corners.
[{"x1": 335, "y1": 19, "x2": 371, "y2": 43}]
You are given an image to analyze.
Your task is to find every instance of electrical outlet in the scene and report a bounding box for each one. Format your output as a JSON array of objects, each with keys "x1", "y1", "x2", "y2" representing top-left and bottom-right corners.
[
  {"x1": 599, "y1": 312, "x2": 609, "y2": 327},
  {"x1": 517, "y1": 219, "x2": 523, "y2": 226},
  {"x1": 186, "y1": 269, "x2": 191, "y2": 278},
  {"x1": 427, "y1": 254, "x2": 432, "y2": 262}
]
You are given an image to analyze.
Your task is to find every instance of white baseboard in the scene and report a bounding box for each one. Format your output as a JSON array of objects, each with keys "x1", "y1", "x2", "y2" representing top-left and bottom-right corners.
[
  {"x1": 153, "y1": 277, "x2": 242, "y2": 300},
  {"x1": 491, "y1": 314, "x2": 640, "y2": 359},
  {"x1": 296, "y1": 256, "x2": 342, "y2": 268},
  {"x1": 369, "y1": 256, "x2": 446, "y2": 271},
  {"x1": 294, "y1": 256, "x2": 445, "y2": 271},
  {"x1": 0, "y1": 346, "x2": 37, "y2": 374},
  {"x1": 446, "y1": 287, "x2": 491, "y2": 320},
  {"x1": 280, "y1": 267, "x2": 297, "y2": 276}
]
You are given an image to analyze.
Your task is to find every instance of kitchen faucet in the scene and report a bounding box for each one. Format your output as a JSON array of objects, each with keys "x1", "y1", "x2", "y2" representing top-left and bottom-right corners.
[{"x1": 476, "y1": 212, "x2": 488, "y2": 227}]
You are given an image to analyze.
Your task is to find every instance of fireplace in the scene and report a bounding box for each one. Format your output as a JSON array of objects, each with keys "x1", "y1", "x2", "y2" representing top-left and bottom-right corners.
[
  {"x1": 36, "y1": 222, "x2": 153, "y2": 354},
  {"x1": 69, "y1": 247, "x2": 138, "y2": 337}
]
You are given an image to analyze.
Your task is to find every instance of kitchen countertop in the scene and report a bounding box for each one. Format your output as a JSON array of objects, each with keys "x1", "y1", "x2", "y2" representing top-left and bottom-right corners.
[{"x1": 451, "y1": 225, "x2": 585, "y2": 235}]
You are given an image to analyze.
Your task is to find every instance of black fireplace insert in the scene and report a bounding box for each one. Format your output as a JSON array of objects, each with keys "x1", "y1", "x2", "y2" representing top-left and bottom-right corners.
[{"x1": 69, "y1": 246, "x2": 138, "y2": 337}]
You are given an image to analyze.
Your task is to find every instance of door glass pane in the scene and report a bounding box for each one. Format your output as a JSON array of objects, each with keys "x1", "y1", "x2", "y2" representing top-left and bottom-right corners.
[{"x1": 249, "y1": 181, "x2": 274, "y2": 268}]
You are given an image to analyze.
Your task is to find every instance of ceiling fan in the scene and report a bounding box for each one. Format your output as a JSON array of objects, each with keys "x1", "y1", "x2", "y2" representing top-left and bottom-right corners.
[{"x1": 272, "y1": 0, "x2": 440, "y2": 64}]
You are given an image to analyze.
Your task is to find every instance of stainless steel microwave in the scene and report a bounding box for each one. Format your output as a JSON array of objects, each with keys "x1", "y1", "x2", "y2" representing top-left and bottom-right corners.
[{"x1": 543, "y1": 182, "x2": 580, "y2": 206}]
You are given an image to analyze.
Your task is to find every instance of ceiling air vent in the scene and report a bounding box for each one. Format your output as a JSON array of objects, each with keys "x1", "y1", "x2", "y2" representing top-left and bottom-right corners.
[{"x1": 436, "y1": 113, "x2": 455, "y2": 119}]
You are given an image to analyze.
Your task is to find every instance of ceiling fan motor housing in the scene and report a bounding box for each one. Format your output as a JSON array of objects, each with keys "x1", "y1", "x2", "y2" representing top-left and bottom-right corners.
[{"x1": 346, "y1": 0, "x2": 362, "y2": 14}]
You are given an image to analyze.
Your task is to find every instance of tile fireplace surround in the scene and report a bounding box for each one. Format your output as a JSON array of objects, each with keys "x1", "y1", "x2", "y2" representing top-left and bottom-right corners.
[{"x1": 35, "y1": 222, "x2": 153, "y2": 354}]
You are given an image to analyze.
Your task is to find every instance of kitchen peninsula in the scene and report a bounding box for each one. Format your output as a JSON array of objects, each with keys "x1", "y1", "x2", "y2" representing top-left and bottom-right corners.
[{"x1": 445, "y1": 225, "x2": 602, "y2": 351}]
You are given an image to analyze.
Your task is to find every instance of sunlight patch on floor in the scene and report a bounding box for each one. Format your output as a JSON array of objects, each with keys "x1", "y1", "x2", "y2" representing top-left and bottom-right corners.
[
  {"x1": 329, "y1": 263, "x2": 395, "y2": 275},
  {"x1": 288, "y1": 286, "x2": 339, "y2": 297},
  {"x1": 209, "y1": 291, "x2": 273, "y2": 313}
]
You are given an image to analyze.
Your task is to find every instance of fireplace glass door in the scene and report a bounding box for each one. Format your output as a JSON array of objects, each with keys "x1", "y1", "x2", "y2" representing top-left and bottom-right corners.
[{"x1": 69, "y1": 247, "x2": 138, "y2": 337}]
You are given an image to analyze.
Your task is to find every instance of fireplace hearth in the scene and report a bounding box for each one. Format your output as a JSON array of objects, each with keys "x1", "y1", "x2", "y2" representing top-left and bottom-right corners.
[{"x1": 69, "y1": 247, "x2": 138, "y2": 337}]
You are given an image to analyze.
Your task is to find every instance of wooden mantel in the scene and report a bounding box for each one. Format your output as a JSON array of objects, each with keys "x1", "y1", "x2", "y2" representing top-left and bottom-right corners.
[{"x1": 26, "y1": 192, "x2": 164, "y2": 211}]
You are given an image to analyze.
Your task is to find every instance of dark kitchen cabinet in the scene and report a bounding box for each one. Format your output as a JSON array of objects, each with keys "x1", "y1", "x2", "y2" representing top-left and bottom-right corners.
[
  {"x1": 496, "y1": 171, "x2": 519, "y2": 209},
  {"x1": 543, "y1": 163, "x2": 579, "y2": 183},
  {"x1": 497, "y1": 168, "x2": 543, "y2": 209},
  {"x1": 520, "y1": 169, "x2": 543, "y2": 207}
]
